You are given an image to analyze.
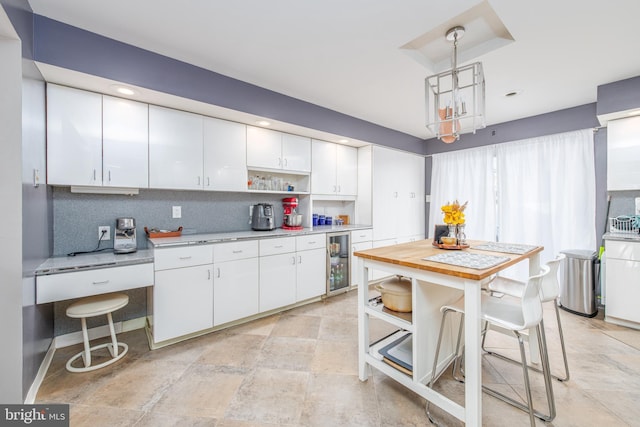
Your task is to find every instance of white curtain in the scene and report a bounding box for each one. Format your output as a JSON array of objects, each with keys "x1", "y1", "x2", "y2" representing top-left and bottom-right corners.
[
  {"x1": 496, "y1": 129, "x2": 596, "y2": 278},
  {"x1": 429, "y1": 145, "x2": 496, "y2": 241}
]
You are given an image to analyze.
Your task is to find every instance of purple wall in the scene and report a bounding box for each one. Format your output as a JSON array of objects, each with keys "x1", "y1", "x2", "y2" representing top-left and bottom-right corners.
[
  {"x1": 597, "y1": 75, "x2": 640, "y2": 117},
  {"x1": 32, "y1": 15, "x2": 425, "y2": 155}
]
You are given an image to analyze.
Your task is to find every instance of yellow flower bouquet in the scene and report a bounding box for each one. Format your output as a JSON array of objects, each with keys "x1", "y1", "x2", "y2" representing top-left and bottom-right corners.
[{"x1": 441, "y1": 200, "x2": 467, "y2": 225}]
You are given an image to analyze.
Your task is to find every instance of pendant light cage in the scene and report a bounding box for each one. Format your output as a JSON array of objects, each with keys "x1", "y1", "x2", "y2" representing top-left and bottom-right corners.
[{"x1": 425, "y1": 27, "x2": 486, "y2": 143}]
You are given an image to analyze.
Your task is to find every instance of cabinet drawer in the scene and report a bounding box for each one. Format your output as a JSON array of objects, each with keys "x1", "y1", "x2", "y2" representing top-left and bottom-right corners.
[
  {"x1": 259, "y1": 237, "x2": 296, "y2": 256},
  {"x1": 351, "y1": 229, "x2": 373, "y2": 243},
  {"x1": 296, "y1": 234, "x2": 326, "y2": 251},
  {"x1": 154, "y1": 245, "x2": 213, "y2": 270},
  {"x1": 36, "y1": 263, "x2": 154, "y2": 304},
  {"x1": 214, "y1": 240, "x2": 259, "y2": 262},
  {"x1": 606, "y1": 240, "x2": 640, "y2": 261}
]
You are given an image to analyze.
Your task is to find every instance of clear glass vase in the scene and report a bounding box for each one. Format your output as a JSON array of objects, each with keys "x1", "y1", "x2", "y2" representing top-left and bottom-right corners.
[
  {"x1": 447, "y1": 225, "x2": 458, "y2": 241},
  {"x1": 456, "y1": 224, "x2": 467, "y2": 245}
]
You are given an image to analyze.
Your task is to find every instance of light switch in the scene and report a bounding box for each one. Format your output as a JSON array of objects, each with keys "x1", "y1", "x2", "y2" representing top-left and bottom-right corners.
[{"x1": 172, "y1": 206, "x2": 182, "y2": 219}]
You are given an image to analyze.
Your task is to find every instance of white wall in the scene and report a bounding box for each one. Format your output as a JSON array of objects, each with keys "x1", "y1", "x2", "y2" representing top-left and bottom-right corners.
[{"x1": 0, "y1": 8, "x2": 24, "y2": 403}]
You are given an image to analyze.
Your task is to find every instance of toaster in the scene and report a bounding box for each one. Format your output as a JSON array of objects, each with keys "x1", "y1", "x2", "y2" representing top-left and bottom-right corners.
[{"x1": 251, "y1": 203, "x2": 275, "y2": 231}]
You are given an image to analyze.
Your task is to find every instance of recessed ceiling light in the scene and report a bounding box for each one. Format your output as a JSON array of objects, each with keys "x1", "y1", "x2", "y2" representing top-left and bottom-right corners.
[
  {"x1": 110, "y1": 85, "x2": 136, "y2": 96},
  {"x1": 504, "y1": 90, "x2": 522, "y2": 97},
  {"x1": 256, "y1": 120, "x2": 271, "y2": 126},
  {"x1": 338, "y1": 139, "x2": 349, "y2": 143}
]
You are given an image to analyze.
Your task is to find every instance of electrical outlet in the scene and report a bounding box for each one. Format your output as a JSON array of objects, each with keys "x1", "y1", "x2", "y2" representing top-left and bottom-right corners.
[
  {"x1": 172, "y1": 206, "x2": 182, "y2": 219},
  {"x1": 98, "y1": 226, "x2": 110, "y2": 240}
]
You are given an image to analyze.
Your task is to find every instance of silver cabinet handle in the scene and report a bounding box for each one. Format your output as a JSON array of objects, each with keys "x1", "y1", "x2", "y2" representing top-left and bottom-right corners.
[
  {"x1": 93, "y1": 169, "x2": 97, "y2": 181},
  {"x1": 278, "y1": 157, "x2": 282, "y2": 166},
  {"x1": 308, "y1": 241, "x2": 316, "y2": 245},
  {"x1": 197, "y1": 176, "x2": 201, "y2": 186},
  {"x1": 232, "y1": 250, "x2": 243, "y2": 254},
  {"x1": 208, "y1": 269, "x2": 211, "y2": 280},
  {"x1": 338, "y1": 185, "x2": 341, "y2": 193},
  {"x1": 207, "y1": 177, "x2": 211, "y2": 186},
  {"x1": 284, "y1": 158, "x2": 288, "y2": 167},
  {"x1": 298, "y1": 255, "x2": 302, "y2": 264},
  {"x1": 92, "y1": 280, "x2": 109, "y2": 285},
  {"x1": 393, "y1": 191, "x2": 398, "y2": 198},
  {"x1": 217, "y1": 267, "x2": 221, "y2": 278},
  {"x1": 275, "y1": 245, "x2": 283, "y2": 249},
  {"x1": 291, "y1": 256, "x2": 296, "y2": 265},
  {"x1": 108, "y1": 170, "x2": 112, "y2": 182},
  {"x1": 179, "y1": 256, "x2": 192, "y2": 260}
]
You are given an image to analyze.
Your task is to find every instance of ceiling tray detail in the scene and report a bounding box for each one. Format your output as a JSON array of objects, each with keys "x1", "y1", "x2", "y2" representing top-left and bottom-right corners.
[{"x1": 401, "y1": 1, "x2": 514, "y2": 73}]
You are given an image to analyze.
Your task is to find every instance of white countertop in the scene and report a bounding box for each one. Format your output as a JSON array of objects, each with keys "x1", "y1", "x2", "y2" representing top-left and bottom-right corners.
[
  {"x1": 36, "y1": 225, "x2": 372, "y2": 274},
  {"x1": 147, "y1": 224, "x2": 372, "y2": 247},
  {"x1": 36, "y1": 249, "x2": 154, "y2": 275},
  {"x1": 603, "y1": 232, "x2": 640, "y2": 242}
]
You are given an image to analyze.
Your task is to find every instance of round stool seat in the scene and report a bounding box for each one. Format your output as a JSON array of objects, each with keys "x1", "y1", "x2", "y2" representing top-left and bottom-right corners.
[
  {"x1": 65, "y1": 292, "x2": 129, "y2": 373},
  {"x1": 67, "y1": 293, "x2": 129, "y2": 318}
]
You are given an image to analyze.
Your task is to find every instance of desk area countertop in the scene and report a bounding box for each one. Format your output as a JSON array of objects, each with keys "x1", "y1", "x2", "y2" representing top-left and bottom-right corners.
[{"x1": 35, "y1": 249, "x2": 154, "y2": 276}]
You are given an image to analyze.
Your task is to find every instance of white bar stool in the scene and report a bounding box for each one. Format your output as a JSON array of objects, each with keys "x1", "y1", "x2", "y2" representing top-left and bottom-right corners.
[{"x1": 65, "y1": 293, "x2": 129, "y2": 373}]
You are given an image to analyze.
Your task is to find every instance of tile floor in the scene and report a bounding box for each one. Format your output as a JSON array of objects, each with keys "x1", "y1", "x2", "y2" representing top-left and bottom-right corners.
[{"x1": 36, "y1": 290, "x2": 640, "y2": 426}]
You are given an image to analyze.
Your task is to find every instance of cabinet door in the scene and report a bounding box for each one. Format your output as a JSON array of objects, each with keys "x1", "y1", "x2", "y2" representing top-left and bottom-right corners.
[
  {"x1": 214, "y1": 258, "x2": 259, "y2": 325},
  {"x1": 246, "y1": 126, "x2": 282, "y2": 169},
  {"x1": 203, "y1": 117, "x2": 247, "y2": 191},
  {"x1": 336, "y1": 144, "x2": 358, "y2": 196},
  {"x1": 259, "y1": 252, "x2": 297, "y2": 312},
  {"x1": 102, "y1": 96, "x2": 149, "y2": 188},
  {"x1": 149, "y1": 105, "x2": 203, "y2": 190},
  {"x1": 608, "y1": 116, "x2": 640, "y2": 191},
  {"x1": 397, "y1": 152, "x2": 425, "y2": 238},
  {"x1": 311, "y1": 140, "x2": 337, "y2": 195},
  {"x1": 153, "y1": 264, "x2": 213, "y2": 342},
  {"x1": 606, "y1": 258, "x2": 640, "y2": 323},
  {"x1": 46, "y1": 84, "x2": 102, "y2": 186},
  {"x1": 296, "y1": 248, "x2": 327, "y2": 301},
  {"x1": 282, "y1": 133, "x2": 311, "y2": 172},
  {"x1": 372, "y1": 146, "x2": 400, "y2": 240}
]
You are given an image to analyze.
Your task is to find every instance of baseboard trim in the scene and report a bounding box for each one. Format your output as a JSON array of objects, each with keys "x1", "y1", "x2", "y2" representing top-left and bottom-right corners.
[
  {"x1": 55, "y1": 316, "x2": 146, "y2": 349},
  {"x1": 24, "y1": 338, "x2": 57, "y2": 404}
]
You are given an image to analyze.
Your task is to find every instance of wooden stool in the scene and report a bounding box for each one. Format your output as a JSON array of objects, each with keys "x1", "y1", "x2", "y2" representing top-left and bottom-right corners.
[{"x1": 65, "y1": 293, "x2": 129, "y2": 372}]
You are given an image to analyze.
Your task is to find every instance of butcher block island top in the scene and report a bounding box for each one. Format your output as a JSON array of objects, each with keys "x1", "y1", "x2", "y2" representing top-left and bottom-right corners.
[{"x1": 353, "y1": 239, "x2": 543, "y2": 281}]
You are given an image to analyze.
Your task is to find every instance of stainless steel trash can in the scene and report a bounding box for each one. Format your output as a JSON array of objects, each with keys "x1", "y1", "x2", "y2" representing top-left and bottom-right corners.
[{"x1": 559, "y1": 249, "x2": 599, "y2": 317}]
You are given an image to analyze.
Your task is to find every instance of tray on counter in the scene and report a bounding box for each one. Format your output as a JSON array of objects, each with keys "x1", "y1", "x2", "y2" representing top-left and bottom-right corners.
[
  {"x1": 145, "y1": 226, "x2": 183, "y2": 238},
  {"x1": 432, "y1": 242, "x2": 470, "y2": 250}
]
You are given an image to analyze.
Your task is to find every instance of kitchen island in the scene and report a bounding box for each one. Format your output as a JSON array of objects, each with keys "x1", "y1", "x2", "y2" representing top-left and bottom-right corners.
[{"x1": 354, "y1": 239, "x2": 542, "y2": 426}]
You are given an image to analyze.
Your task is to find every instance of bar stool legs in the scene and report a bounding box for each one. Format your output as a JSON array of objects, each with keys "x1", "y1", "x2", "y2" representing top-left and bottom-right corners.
[{"x1": 65, "y1": 293, "x2": 129, "y2": 373}]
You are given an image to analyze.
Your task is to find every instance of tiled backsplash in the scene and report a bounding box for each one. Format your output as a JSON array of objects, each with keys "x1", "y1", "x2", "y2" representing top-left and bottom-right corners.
[{"x1": 52, "y1": 187, "x2": 291, "y2": 256}]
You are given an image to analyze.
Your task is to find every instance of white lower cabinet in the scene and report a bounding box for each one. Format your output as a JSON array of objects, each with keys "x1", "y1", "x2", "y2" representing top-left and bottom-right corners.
[
  {"x1": 153, "y1": 264, "x2": 213, "y2": 342},
  {"x1": 213, "y1": 240, "x2": 259, "y2": 326},
  {"x1": 259, "y1": 252, "x2": 297, "y2": 312},
  {"x1": 295, "y1": 234, "x2": 326, "y2": 301},
  {"x1": 151, "y1": 244, "x2": 214, "y2": 342},
  {"x1": 605, "y1": 240, "x2": 640, "y2": 327}
]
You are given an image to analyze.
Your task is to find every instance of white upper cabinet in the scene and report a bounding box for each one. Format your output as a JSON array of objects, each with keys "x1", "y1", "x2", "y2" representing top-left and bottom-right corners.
[
  {"x1": 203, "y1": 117, "x2": 247, "y2": 191},
  {"x1": 47, "y1": 84, "x2": 103, "y2": 186},
  {"x1": 102, "y1": 95, "x2": 149, "y2": 188},
  {"x1": 311, "y1": 140, "x2": 358, "y2": 196},
  {"x1": 149, "y1": 105, "x2": 204, "y2": 190},
  {"x1": 282, "y1": 133, "x2": 312, "y2": 172},
  {"x1": 247, "y1": 126, "x2": 311, "y2": 172},
  {"x1": 607, "y1": 116, "x2": 640, "y2": 191}
]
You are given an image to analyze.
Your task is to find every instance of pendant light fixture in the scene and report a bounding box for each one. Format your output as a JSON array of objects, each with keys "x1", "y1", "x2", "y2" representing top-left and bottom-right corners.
[{"x1": 425, "y1": 26, "x2": 486, "y2": 143}]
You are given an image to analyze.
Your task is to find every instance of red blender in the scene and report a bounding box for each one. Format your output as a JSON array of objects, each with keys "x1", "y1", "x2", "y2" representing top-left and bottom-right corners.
[{"x1": 282, "y1": 197, "x2": 303, "y2": 230}]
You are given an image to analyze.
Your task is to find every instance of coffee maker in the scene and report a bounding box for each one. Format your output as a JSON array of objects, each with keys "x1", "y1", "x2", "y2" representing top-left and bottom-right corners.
[
  {"x1": 282, "y1": 197, "x2": 303, "y2": 230},
  {"x1": 114, "y1": 217, "x2": 137, "y2": 254}
]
